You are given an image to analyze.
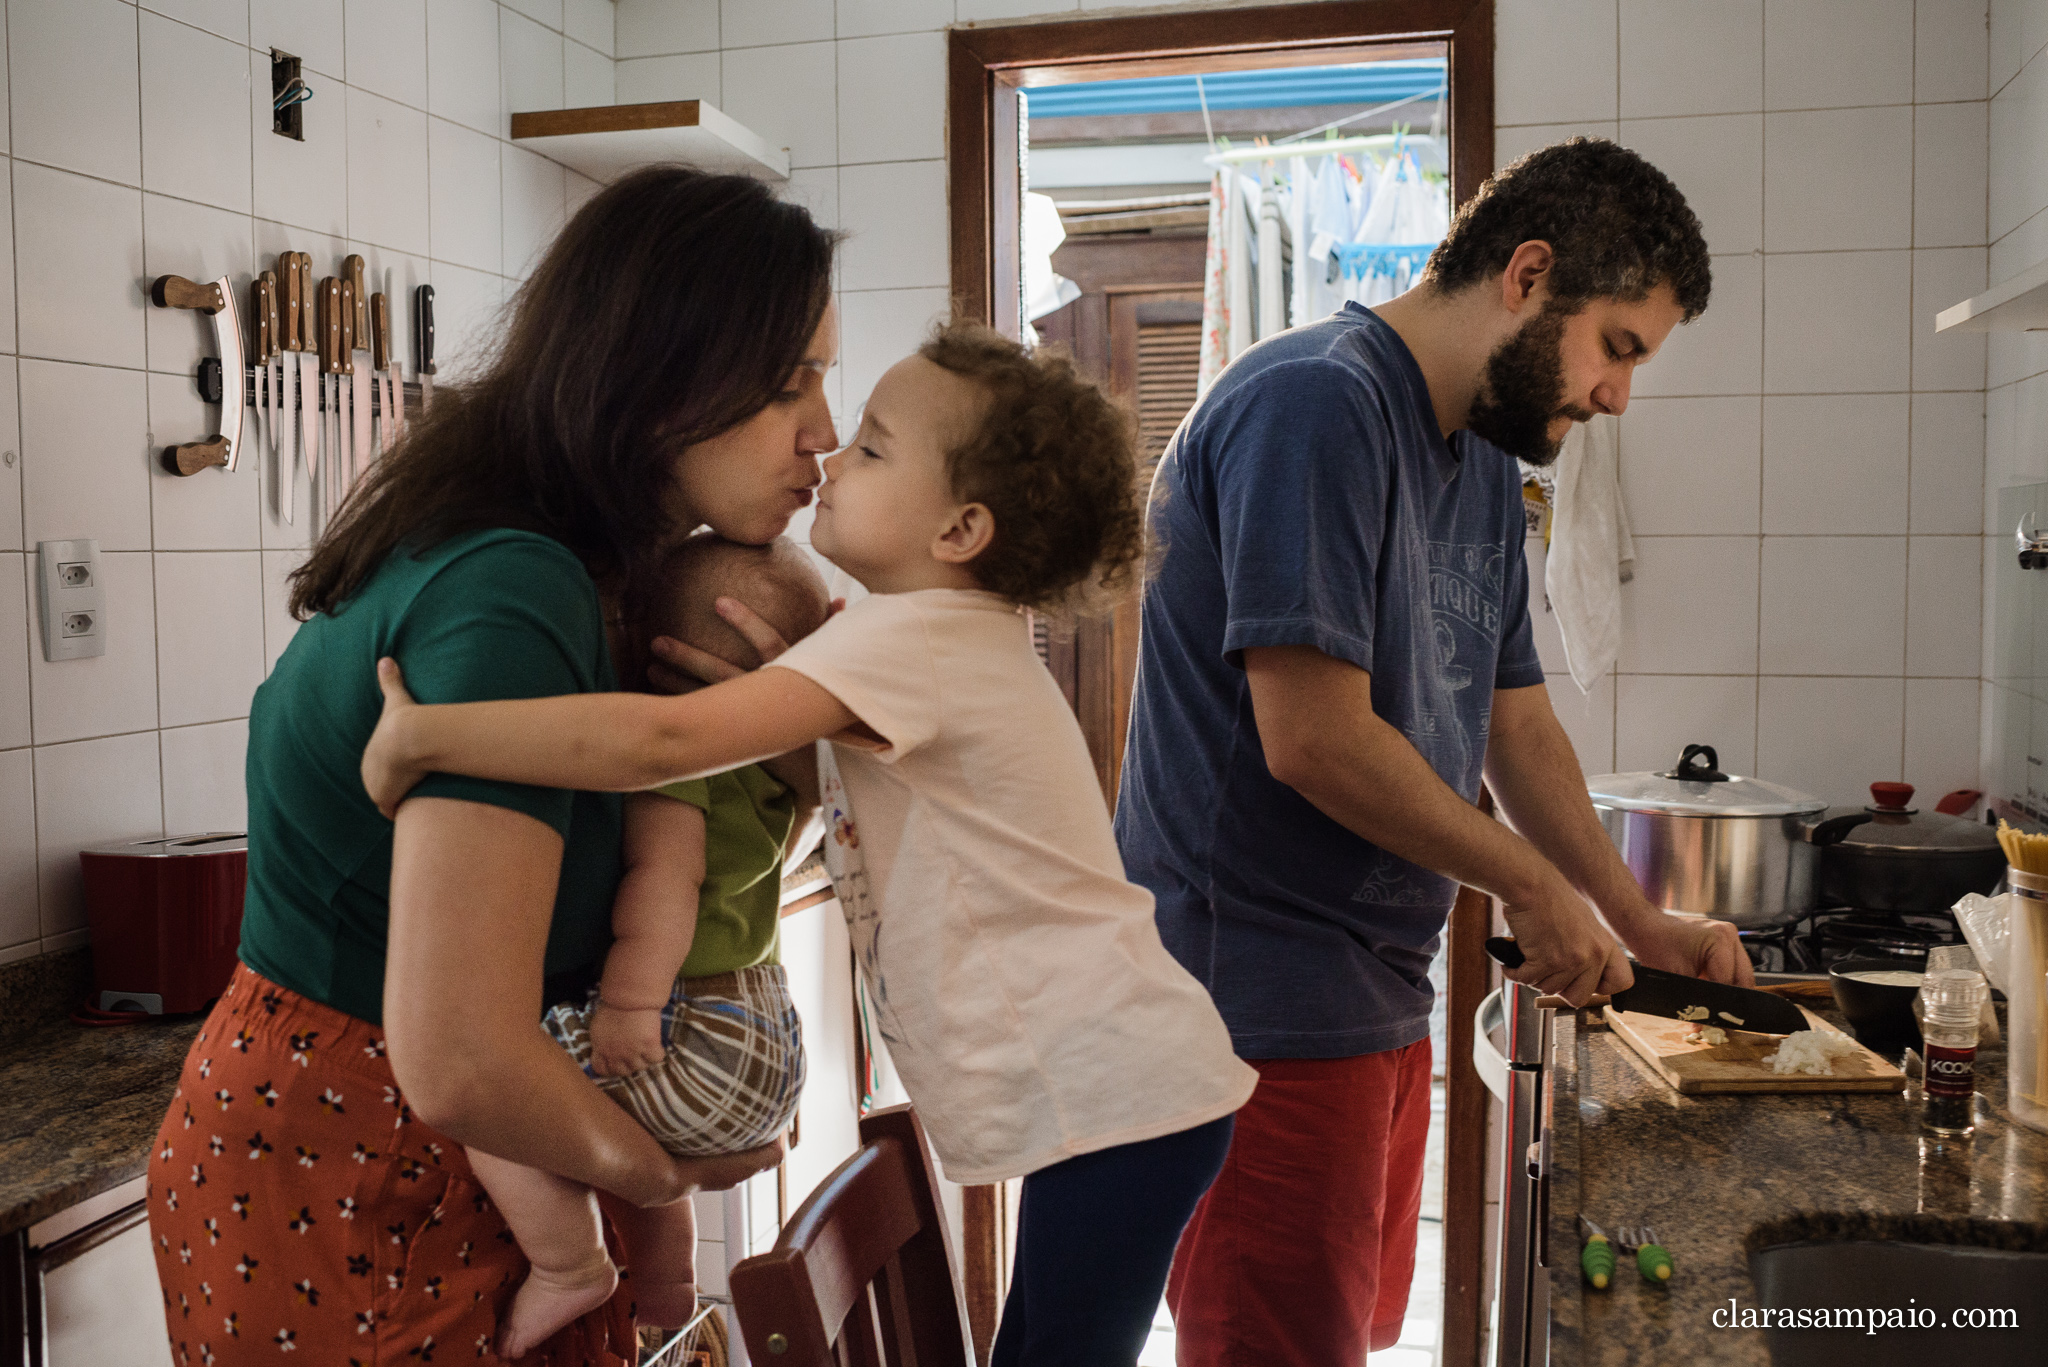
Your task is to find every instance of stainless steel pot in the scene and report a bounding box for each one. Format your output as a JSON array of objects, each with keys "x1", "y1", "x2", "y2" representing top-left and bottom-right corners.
[{"x1": 1587, "y1": 744, "x2": 1829, "y2": 929}]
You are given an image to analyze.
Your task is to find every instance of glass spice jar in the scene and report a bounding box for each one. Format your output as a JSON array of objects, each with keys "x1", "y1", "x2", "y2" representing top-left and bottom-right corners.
[{"x1": 1918, "y1": 968, "x2": 1989, "y2": 1137}]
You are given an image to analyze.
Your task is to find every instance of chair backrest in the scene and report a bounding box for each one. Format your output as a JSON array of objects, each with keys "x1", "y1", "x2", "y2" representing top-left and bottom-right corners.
[{"x1": 730, "y1": 1105, "x2": 974, "y2": 1367}]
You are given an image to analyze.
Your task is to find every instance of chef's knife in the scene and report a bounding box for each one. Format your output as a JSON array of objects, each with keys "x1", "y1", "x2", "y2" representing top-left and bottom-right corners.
[
  {"x1": 295, "y1": 254, "x2": 319, "y2": 495},
  {"x1": 370, "y1": 291, "x2": 399, "y2": 455},
  {"x1": 277, "y1": 254, "x2": 301, "y2": 524},
  {"x1": 414, "y1": 284, "x2": 436, "y2": 411},
  {"x1": 1484, "y1": 937, "x2": 1808, "y2": 1036},
  {"x1": 345, "y1": 255, "x2": 372, "y2": 487},
  {"x1": 339, "y1": 272, "x2": 359, "y2": 495}
]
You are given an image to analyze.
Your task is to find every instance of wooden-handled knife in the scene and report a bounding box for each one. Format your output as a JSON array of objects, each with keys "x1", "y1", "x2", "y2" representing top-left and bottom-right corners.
[
  {"x1": 320, "y1": 277, "x2": 343, "y2": 513},
  {"x1": 338, "y1": 273, "x2": 358, "y2": 496},
  {"x1": 149, "y1": 274, "x2": 243, "y2": 475},
  {"x1": 292, "y1": 254, "x2": 319, "y2": 492},
  {"x1": 370, "y1": 291, "x2": 401, "y2": 455},
  {"x1": 252, "y1": 274, "x2": 274, "y2": 481},
  {"x1": 343, "y1": 255, "x2": 371, "y2": 488}
]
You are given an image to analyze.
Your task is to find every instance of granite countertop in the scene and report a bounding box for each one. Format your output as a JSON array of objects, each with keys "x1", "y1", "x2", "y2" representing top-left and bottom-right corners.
[{"x1": 1546, "y1": 1003, "x2": 2048, "y2": 1365}]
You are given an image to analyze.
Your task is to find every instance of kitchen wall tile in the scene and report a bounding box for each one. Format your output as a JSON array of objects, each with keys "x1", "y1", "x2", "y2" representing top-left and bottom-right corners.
[
  {"x1": 616, "y1": 53, "x2": 722, "y2": 106},
  {"x1": 1615, "y1": 675, "x2": 1758, "y2": 775},
  {"x1": 1547, "y1": 674, "x2": 1615, "y2": 775},
  {"x1": 252, "y1": 0, "x2": 345, "y2": 79},
  {"x1": 251, "y1": 48, "x2": 350, "y2": 239},
  {"x1": 1913, "y1": 248, "x2": 1988, "y2": 393},
  {"x1": 141, "y1": 193, "x2": 252, "y2": 379},
  {"x1": 503, "y1": 146, "x2": 568, "y2": 278},
  {"x1": 347, "y1": 0, "x2": 430, "y2": 108},
  {"x1": 144, "y1": 0, "x2": 249, "y2": 43},
  {"x1": 1990, "y1": 0, "x2": 2048, "y2": 95},
  {"x1": 1758, "y1": 536, "x2": 1907, "y2": 676},
  {"x1": 0, "y1": 2, "x2": 9, "y2": 154},
  {"x1": 566, "y1": 170, "x2": 601, "y2": 218},
  {"x1": 782, "y1": 167, "x2": 840, "y2": 230},
  {"x1": 431, "y1": 263, "x2": 507, "y2": 382},
  {"x1": 1616, "y1": 396, "x2": 1761, "y2": 535},
  {"x1": 261, "y1": 550, "x2": 307, "y2": 672},
  {"x1": 429, "y1": 117, "x2": 504, "y2": 273},
  {"x1": 10, "y1": 0, "x2": 143, "y2": 187},
  {"x1": 838, "y1": 288, "x2": 949, "y2": 416},
  {"x1": 1762, "y1": 251, "x2": 1911, "y2": 394},
  {"x1": 837, "y1": 34, "x2": 945, "y2": 164},
  {"x1": 565, "y1": 0, "x2": 615, "y2": 55},
  {"x1": 1760, "y1": 394, "x2": 1910, "y2": 534},
  {"x1": 0, "y1": 171, "x2": 13, "y2": 355},
  {"x1": 1764, "y1": 0, "x2": 1914, "y2": 110},
  {"x1": 1915, "y1": 102, "x2": 1989, "y2": 249},
  {"x1": 428, "y1": 0, "x2": 502, "y2": 136},
  {"x1": 565, "y1": 39, "x2": 616, "y2": 108},
  {"x1": 1985, "y1": 382, "x2": 2018, "y2": 532},
  {"x1": 1918, "y1": 0, "x2": 1990, "y2": 103},
  {"x1": 504, "y1": 0, "x2": 565, "y2": 29},
  {"x1": 723, "y1": 43, "x2": 838, "y2": 171},
  {"x1": 160, "y1": 719, "x2": 249, "y2": 834},
  {"x1": 347, "y1": 88, "x2": 431, "y2": 256},
  {"x1": 1633, "y1": 253, "x2": 1761, "y2": 397},
  {"x1": 0, "y1": 558, "x2": 32, "y2": 751},
  {"x1": 616, "y1": 0, "x2": 718, "y2": 57},
  {"x1": 0, "y1": 749, "x2": 37, "y2": 954},
  {"x1": 1907, "y1": 536, "x2": 1983, "y2": 676},
  {"x1": 837, "y1": 0, "x2": 952, "y2": 36},
  {"x1": 19, "y1": 360, "x2": 153, "y2": 553},
  {"x1": 139, "y1": 13, "x2": 252, "y2": 215},
  {"x1": 1763, "y1": 106, "x2": 1913, "y2": 253},
  {"x1": 2014, "y1": 370, "x2": 2048, "y2": 489},
  {"x1": 1988, "y1": 44, "x2": 2048, "y2": 243},
  {"x1": 1495, "y1": 0, "x2": 1618, "y2": 126},
  {"x1": 0, "y1": 366, "x2": 22, "y2": 552},
  {"x1": 14, "y1": 164, "x2": 146, "y2": 371},
  {"x1": 723, "y1": 0, "x2": 834, "y2": 49},
  {"x1": 1525, "y1": 542, "x2": 1567, "y2": 676},
  {"x1": 28, "y1": 551, "x2": 159, "y2": 746},
  {"x1": 503, "y1": 7, "x2": 566, "y2": 134},
  {"x1": 1910, "y1": 391, "x2": 1987, "y2": 535},
  {"x1": 33, "y1": 731, "x2": 165, "y2": 938},
  {"x1": 1905, "y1": 677, "x2": 1982, "y2": 795},
  {"x1": 1615, "y1": 537, "x2": 1760, "y2": 674},
  {"x1": 839, "y1": 162, "x2": 948, "y2": 291},
  {"x1": 155, "y1": 552, "x2": 265, "y2": 728},
  {"x1": 1494, "y1": 122, "x2": 1621, "y2": 170},
  {"x1": 1617, "y1": 0, "x2": 1762, "y2": 118},
  {"x1": 1754, "y1": 677, "x2": 1904, "y2": 798},
  {"x1": 1619, "y1": 114, "x2": 1762, "y2": 256},
  {"x1": 1987, "y1": 212, "x2": 2048, "y2": 393},
  {"x1": 147, "y1": 373, "x2": 261, "y2": 552}
]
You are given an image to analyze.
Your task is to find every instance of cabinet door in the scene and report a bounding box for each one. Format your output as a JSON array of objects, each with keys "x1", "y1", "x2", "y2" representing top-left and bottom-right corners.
[{"x1": 41, "y1": 1204, "x2": 172, "y2": 1367}]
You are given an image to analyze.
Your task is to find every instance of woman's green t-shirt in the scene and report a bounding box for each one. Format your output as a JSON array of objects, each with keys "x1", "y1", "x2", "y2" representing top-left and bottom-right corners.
[{"x1": 238, "y1": 530, "x2": 624, "y2": 1024}]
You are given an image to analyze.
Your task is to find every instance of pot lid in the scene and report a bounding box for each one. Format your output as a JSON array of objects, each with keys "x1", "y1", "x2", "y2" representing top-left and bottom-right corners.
[
  {"x1": 1811, "y1": 784, "x2": 2003, "y2": 856},
  {"x1": 1587, "y1": 743, "x2": 1828, "y2": 818}
]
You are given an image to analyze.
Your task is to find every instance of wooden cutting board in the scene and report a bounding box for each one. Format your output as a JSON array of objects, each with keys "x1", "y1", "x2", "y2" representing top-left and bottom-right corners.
[{"x1": 1603, "y1": 1005, "x2": 1907, "y2": 1094}]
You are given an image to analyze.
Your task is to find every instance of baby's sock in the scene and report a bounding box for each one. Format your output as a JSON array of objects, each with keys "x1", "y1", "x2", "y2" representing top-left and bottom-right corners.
[{"x1": 498, "y1": 1242, "x2": 619, "y2": 1360}]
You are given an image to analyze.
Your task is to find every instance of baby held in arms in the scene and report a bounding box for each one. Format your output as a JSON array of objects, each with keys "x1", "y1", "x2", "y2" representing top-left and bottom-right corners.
[{"x1": 467, "y1": 534, "x2": 828, "y2": 1358}]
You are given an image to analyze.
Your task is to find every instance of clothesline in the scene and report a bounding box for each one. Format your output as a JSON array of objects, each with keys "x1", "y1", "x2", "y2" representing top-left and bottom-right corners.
[{"x1": 1202, "y1": 132, "x2": 1443, "y2": 167}]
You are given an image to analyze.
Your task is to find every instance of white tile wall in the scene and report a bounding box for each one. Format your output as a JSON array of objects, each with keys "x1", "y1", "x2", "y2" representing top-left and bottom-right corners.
[
  {"x1": 1501, "y1": 0, "x2": 1991, "y2": 798},
  {"x1": 0, "y1": 0, "x2": 604, "y2": 960}
]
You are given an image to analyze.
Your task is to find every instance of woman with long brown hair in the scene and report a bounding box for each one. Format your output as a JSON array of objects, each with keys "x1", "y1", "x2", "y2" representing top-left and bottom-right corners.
[{"x1": 144, "y1": 166, "x2": 838, "y2": 1366}]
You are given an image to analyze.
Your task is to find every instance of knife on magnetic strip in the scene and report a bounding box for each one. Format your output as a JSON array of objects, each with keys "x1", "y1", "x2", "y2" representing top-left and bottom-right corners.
[
  {"x1": 1483, "y1": 937, "x2": 1807, "y2": 1035},
  {"x1": 295, "y1": 254, "x2": 319, "y2": 493},
  {"x1": 320, "y1": 276, "x2": 344, "y2": 515},
  {"x1": 251, "y1": 274, "x2": 273, "y2": 479},
  {"x1": 370, "y1": 291, "x2": 399, "y2": 455},
  {"x1": 345, "y1": 255, "x2": 372, "y2": 486}
]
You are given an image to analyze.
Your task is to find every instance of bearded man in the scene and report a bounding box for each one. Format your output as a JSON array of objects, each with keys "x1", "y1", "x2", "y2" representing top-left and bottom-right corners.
[{"x1": 1115, "y1": 139, "x2": 1753, "y2": 1364}]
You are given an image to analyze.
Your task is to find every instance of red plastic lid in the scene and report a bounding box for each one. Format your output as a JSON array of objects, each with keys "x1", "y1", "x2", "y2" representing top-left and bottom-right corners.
[{"x1": 1869, "y1": 781, "x2": 1915, "y2": 811}]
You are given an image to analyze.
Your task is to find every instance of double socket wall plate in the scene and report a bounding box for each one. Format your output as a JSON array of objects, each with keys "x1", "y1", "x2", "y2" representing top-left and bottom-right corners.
[{"x1": 38, "y1": 539, "x2": 106, "y2": 661}]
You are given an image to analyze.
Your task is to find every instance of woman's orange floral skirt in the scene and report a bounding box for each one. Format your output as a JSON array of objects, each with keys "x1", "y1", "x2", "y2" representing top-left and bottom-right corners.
[{"x1": 146, "y1": 964, "x2": 638, "y2": 1366}]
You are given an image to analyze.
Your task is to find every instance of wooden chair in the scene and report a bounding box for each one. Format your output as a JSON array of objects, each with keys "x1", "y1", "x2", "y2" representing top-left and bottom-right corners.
[{"x1": 730, "y1": 1105, "x2": 975, "y2": 1366}]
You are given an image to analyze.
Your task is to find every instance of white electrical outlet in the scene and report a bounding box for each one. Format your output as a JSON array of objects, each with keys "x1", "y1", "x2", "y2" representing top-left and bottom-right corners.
[{"x1": 38, "y1": 539, "x2": 106, "y2": 662}]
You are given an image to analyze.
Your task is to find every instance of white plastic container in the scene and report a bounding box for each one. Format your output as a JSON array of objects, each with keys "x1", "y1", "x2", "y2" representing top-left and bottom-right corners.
[{"x1": 2004, "y1": 868, "x2": 2048, "y2": 1134}]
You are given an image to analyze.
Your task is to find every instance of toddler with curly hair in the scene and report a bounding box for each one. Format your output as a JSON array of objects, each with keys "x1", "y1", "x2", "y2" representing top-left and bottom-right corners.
[{"x1": 359, "y1": 321, "x2": 1255, "y2": 1365}]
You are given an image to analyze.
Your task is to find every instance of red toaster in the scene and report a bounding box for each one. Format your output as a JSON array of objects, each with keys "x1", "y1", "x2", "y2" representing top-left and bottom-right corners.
[{"x1": 81, "y1": 832, "x2": 248, "y2": 1015}]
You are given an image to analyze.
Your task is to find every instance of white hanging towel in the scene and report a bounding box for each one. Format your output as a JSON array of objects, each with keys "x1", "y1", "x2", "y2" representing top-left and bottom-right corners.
[
  {"x1": 1197, "y1": 172, "x2": 1230, "y2": 395},
  {"x1": 1306, "y1": 156, "x2": 1352, "y2": 323},
  {"x1": 1544, "y1": 414, "x2": 1636, "y2": 694}
]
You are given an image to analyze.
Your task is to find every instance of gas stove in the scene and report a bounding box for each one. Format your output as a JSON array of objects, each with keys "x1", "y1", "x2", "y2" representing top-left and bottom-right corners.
[{"x1": 1739, "y1": 907, "x2": 1966, "y2": 975}]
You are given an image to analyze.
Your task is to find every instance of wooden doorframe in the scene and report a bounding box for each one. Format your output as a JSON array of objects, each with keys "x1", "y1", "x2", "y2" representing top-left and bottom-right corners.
[{"x1": 947, "y1": 5, "x2": 1496, "y2": 1364}]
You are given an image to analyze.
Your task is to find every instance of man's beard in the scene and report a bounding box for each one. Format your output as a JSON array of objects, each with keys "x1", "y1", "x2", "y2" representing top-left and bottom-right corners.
[{"x1": 1466, "y1": 299, "x2": 1594, "y2": 466}]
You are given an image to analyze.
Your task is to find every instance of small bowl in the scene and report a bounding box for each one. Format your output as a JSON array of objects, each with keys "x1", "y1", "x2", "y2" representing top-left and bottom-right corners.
[{"x1": 1828, "y1": 958, "x2": 1925, "y2": 1051}]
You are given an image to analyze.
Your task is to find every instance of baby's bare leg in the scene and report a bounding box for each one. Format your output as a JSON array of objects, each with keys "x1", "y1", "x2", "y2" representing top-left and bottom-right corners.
[
  {"x1": 466, "y1": 1147, "x2": 619, "y2": 1358},
  {"x1": 603, "y1": 1192, "x2": 699, "y2": 1330}
]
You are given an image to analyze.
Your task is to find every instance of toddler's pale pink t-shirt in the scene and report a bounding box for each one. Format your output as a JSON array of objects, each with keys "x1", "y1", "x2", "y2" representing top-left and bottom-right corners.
[{"x1": 771, "y1": 588, "x2": 1255, "y2": 1183}]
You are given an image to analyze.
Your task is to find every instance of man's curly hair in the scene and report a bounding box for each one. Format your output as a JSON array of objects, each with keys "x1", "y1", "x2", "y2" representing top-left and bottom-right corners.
[
  {"x1": 1424, "y1": 137, "x2": 1711, "y2": 321},
  {"x1": 919, "y1": 322, "x2": 1144, "y2": 614}
]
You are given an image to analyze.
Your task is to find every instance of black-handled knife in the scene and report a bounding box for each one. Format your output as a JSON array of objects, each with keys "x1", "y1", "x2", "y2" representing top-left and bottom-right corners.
[
  {"x1": 1484, "y1": 937, "x2": 1807, "y2": 1035},
  {"x1": 413, "y1": 284, "x2": 436, "y2": 412}
]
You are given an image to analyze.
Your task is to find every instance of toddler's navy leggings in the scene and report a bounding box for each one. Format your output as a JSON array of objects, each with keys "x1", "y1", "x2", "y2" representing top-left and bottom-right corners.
[{"x1": 989, "y1": 1112, "x2": 1236, "y2": 1367}]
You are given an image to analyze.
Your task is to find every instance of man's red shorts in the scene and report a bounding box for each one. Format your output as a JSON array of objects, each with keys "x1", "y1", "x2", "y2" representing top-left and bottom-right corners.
[{"x1": 1166, "y1": 1038, "x2": 1433, "y2": 1365}]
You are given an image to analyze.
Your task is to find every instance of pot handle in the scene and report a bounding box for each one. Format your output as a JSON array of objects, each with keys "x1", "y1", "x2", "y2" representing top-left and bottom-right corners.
[
  {"x1": 1807, "y1": 812, "x2": 1875, "y2": 846},
  {"x1": 1663, "y1": 743, "x2": 1729, "y2": 782}
]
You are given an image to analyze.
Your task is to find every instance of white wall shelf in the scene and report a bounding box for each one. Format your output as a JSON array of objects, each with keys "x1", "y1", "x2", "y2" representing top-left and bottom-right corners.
[
  {"x1": 509, "y1": 100, "x2": 789, "y2": 183},
  {"x1": 1935, "y1": 257, "x2": 2048, "y2": 333}
]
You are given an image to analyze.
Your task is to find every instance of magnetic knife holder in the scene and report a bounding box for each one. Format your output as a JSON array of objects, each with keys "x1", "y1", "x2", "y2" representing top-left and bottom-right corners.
[{"x1": 198, "y1": 359, "x2": 424, "y2": 415}]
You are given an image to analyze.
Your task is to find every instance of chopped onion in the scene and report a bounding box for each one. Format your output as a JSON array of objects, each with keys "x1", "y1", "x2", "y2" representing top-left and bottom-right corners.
[{"x1": 1766, "y1": 1028, "x2": 1861, "y2": 1076}]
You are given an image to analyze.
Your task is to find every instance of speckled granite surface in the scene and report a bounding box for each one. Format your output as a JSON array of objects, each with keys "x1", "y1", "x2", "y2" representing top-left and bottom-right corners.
[{"x1": 1547, "y1": 1005, "x2": 2048, "y2": 1366}]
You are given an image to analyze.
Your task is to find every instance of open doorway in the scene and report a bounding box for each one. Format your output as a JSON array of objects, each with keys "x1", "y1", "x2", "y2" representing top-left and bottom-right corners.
[{"x1": 948, "y1": 4, "x2": 1495, "y2": 1365}]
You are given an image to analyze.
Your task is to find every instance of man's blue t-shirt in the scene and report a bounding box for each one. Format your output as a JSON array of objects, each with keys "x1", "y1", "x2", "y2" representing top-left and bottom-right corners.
[{"x1": 1115, "y1": 303, "x2": 1544, "y2": 1060}]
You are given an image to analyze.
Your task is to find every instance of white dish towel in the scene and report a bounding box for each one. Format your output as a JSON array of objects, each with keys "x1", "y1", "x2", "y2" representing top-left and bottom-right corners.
[{"x1": 1545, "y1": 414, "x2": 1635, "y2": 694}]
